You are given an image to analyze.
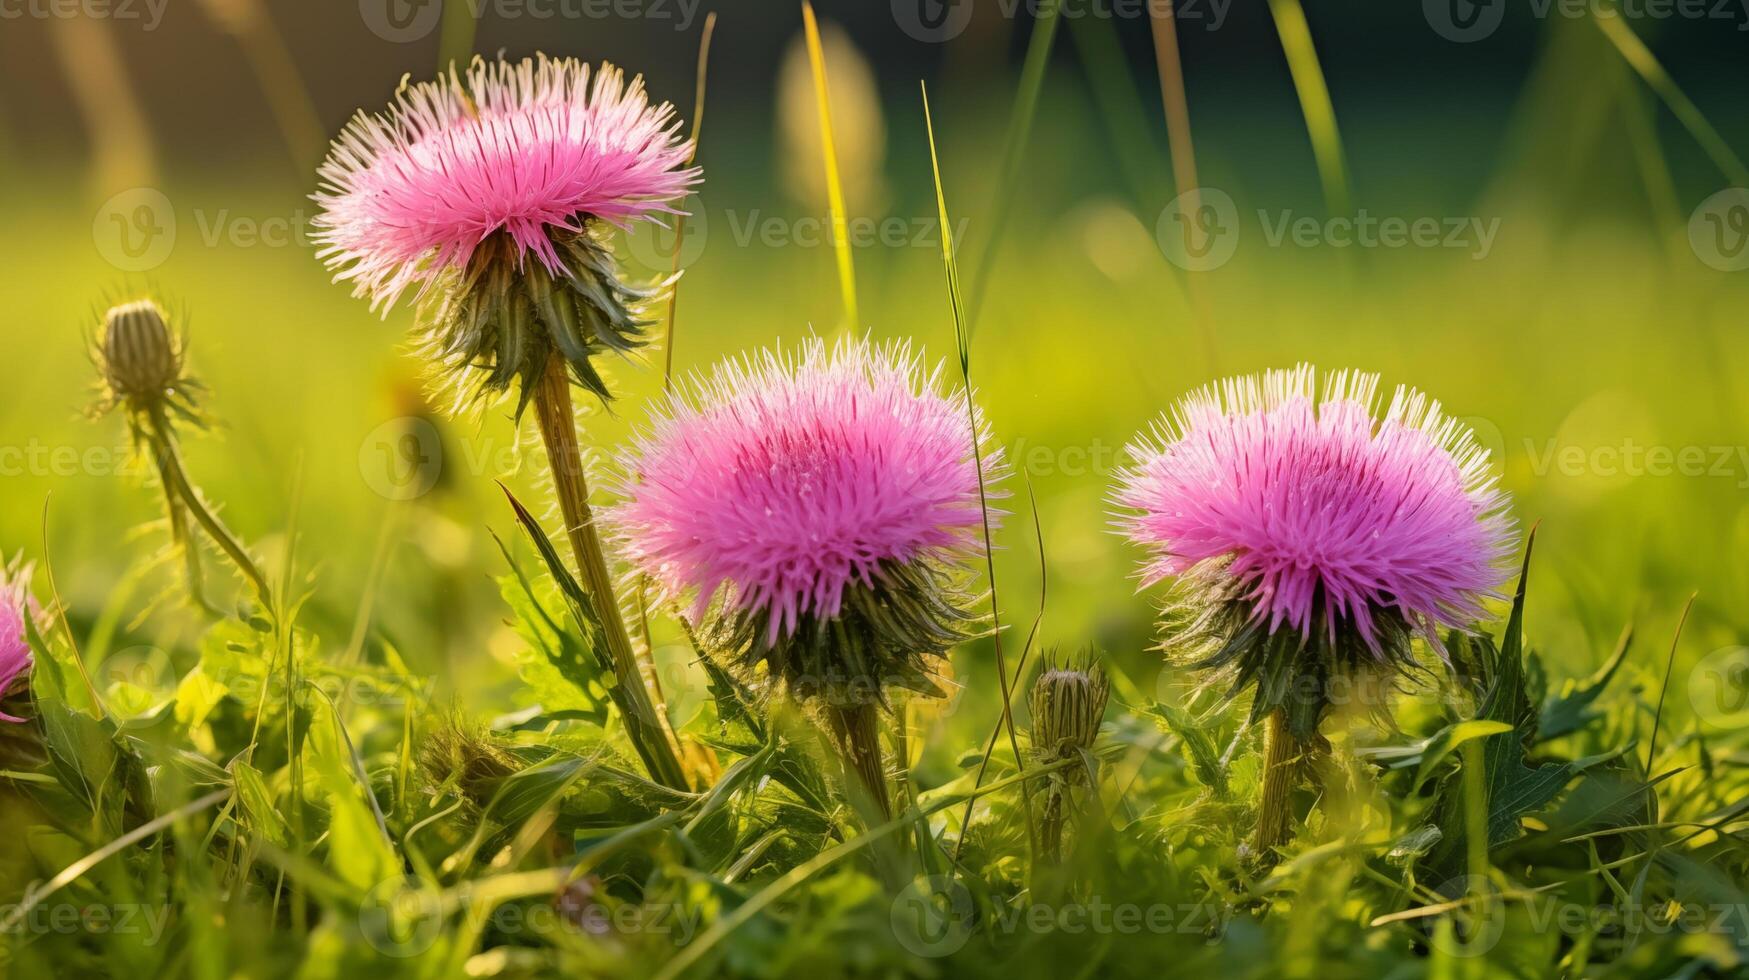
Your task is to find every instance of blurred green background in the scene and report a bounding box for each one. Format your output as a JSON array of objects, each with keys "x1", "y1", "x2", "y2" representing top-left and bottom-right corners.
[{"x1": 1, "y1": 0, "x2": 1747, "y2": 763}]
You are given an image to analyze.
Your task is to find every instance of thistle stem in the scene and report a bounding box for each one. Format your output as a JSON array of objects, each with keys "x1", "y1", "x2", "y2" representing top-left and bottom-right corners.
[
  {"x1": 531, "y1": 358, "x2": 688, "y2": 791},
  {"x1": 825, "y1": 701, "x2": 890, "y2": 822},
  {"x1": 146, "y1": 434, "x2": 212, "y2": 613},
  {"x1": 144, "y1": 408, "x2": 274, "y2": 613},
  {"x1": 1254, "y1": 708, "x2": 1303, "y2": 857},
  {"x1": 1039, "y1": 790, "x2": 1065, "y2": 867}
]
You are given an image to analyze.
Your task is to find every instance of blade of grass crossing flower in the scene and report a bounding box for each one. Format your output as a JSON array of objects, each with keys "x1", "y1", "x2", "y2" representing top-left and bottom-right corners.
[
  {"x1": 663, "y1": 12, "x2": 716, "y2": 393},
  {"x1": 802, "y1": 2, "x2": 859, "y2": 331},
  {"x1": 965, "y1": 0, "x2": 1063, "y2": 336},
  {"x1": 922, "y1": 82, "x2": 1036, "y2": 864},
  {"x1": 1266, "y1": 0, "x2": 1350, "y2": 216},
  {"x1": 1594, "y1": 14, "x2": 1749, "y2": 186}
]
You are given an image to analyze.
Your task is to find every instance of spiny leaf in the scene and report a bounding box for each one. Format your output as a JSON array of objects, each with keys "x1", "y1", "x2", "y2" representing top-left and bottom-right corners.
[
  {"x1": 1148, "y1": 703, "x2": 1229, "y2": 801},
  {"x1": 1538, "y1": 623, "x2": 1633, "y2": 742}
]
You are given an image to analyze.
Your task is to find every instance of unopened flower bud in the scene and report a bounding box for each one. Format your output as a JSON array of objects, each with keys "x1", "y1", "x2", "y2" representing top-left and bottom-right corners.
[
  {"x1": 1031, "y1": 656, "x2": 1110, "y2": 774},
  {"x1": 101, "y1": 300, "x2": 181, "y2": 404}
]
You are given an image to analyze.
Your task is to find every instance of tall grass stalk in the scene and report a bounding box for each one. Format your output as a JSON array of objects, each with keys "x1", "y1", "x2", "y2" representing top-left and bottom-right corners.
[
  {"x1": 965, "y1": 0, "x2": 1062, "y2": 336},
  {"x1": 921, "y1": 82, "x2": 1037, "y2": 865},
  {"x1": 801, "y1": 2, "x2": 859, "y2": 331},
  {"x1": 1593, "y1": 14, "x2": 1749, "y2": 186},
  {"x1": 1266, "y1": 0, "x2": 1350, "y2": 216},
  {"x1": 1145, "y1": 0, "x2": 1218, "y2": 368}
]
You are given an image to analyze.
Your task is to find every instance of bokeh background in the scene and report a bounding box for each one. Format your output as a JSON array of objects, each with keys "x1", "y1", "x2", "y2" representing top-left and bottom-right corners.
[{"x1": 2, "y1": 0, "x2": 1747, "y2": 763}]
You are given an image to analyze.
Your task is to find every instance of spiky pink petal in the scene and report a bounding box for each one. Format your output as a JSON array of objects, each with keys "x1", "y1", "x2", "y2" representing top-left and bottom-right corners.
[
  {"x1": 313, "y1": 56, "x2": 698, "y2": 313},
  {"x1": 1114, "y1": 365, "x2": 1514, "y2": 650},
  {"x1": 0, "y1": 564, "x2": 35, "y2": 724},
  {"x1": 608, "y1": 338, "x2": 1002, "y2": 643}
]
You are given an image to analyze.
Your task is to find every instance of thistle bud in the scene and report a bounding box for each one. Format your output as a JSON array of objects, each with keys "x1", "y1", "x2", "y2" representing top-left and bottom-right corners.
[
  {"x1": 1030, "y1": 655, "x2": 1110, "y2": 775},
  {"x1": 100, "y1": 300, "x2": 182, "y2": 406}
]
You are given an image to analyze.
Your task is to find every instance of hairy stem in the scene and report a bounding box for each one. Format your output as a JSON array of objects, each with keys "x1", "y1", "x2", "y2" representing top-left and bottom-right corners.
[
  {"x1": 825, "y1": 701, "x2": 890, "y2": 823},
  {"x1": 146, "y1": 433, "x2": 213, "y2": 614},
  {"x1": 531, "y1": 358, "x2": 687, "y2": 791},
  {"x1": 144, "y1": 408, "x2": 273, "y2": 612},
  {"x1": 1254, "y1": 708, "x2": 1303, "y2": 858}
]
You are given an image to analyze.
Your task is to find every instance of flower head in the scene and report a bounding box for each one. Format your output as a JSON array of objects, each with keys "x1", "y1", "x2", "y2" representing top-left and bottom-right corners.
[
  {"x1": 0, "y1": 560, "x2": 37, "y2": 724},
  {"x1": 608, "y1": 337, "x2": 1002, "y2": 704},
  {"x1": 1030, "y1": 653, "x2": 1109, "y2": 773},
  {"x1": 1114, "y1": 365, "x2": 1513, "y2": 722},
  {"x1": 313, "y1": 55, "x2": 700, "y2": 407},
  {"x1": 91, "y1": 299, "x2": 200, "y2": 426}
]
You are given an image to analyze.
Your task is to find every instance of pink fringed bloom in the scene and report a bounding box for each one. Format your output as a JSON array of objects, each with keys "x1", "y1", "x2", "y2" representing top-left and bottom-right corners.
[
  {"x1": 0, "y1": 562, "x2": 36, "y2": 724},
  {"x1": 1114, "y1": 365, "x2": 1514, "y2": 721},
  {"x1": 313, "y1": 55, "x2": 700, "y2": 405},
  {"x1": 608, "y1": 338, "x2": 1002, "y2": 703}
]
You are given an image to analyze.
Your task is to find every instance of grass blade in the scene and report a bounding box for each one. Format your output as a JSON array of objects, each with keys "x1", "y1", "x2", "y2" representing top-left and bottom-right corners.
[
  {"x1": 1594, "y1": 14, "x2": 1749, "y2": 186},
  {"x1": 662, "y1": 11, "x2": 717, "y2": 393},
  {"x1": 922, "y1": 81, "x2": 1036, "y2": 863},
  {"x1": 801, "y1": 2, "x2": 859, "y2": 331},
  {"x1": 965, "y1": 0, "x2": 1063, "y2": 335},
  {"x1": 1145, "y1": 0, "x2": 1218, "y2": 367},
  {"x1": 1266, "y1": 0, "x2": 1350, "y2": 215}
]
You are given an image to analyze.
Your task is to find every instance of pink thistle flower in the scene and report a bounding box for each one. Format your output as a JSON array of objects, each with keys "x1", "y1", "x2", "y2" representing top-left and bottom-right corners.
[
  {"x1": 1113, "y1": 365, "x2": 1514, "y2": 713},
  {"x1": 0, "y1": 561, "x2": 38, "y2": 724},
  {"x1": 607, "y1": 338, "x2": 1002, "y2": 702},
  {"x1": 314, "y1": 56, "x2": 697, "y2": 312},
  {"x1": 313, "y1": 55, "x2": 700, "y2": 407}
]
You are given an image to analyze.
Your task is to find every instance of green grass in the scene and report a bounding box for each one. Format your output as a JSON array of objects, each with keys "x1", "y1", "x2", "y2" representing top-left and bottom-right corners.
[{"x1": 2, "y1": 35, "x2": 1749, "y2": 978}]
